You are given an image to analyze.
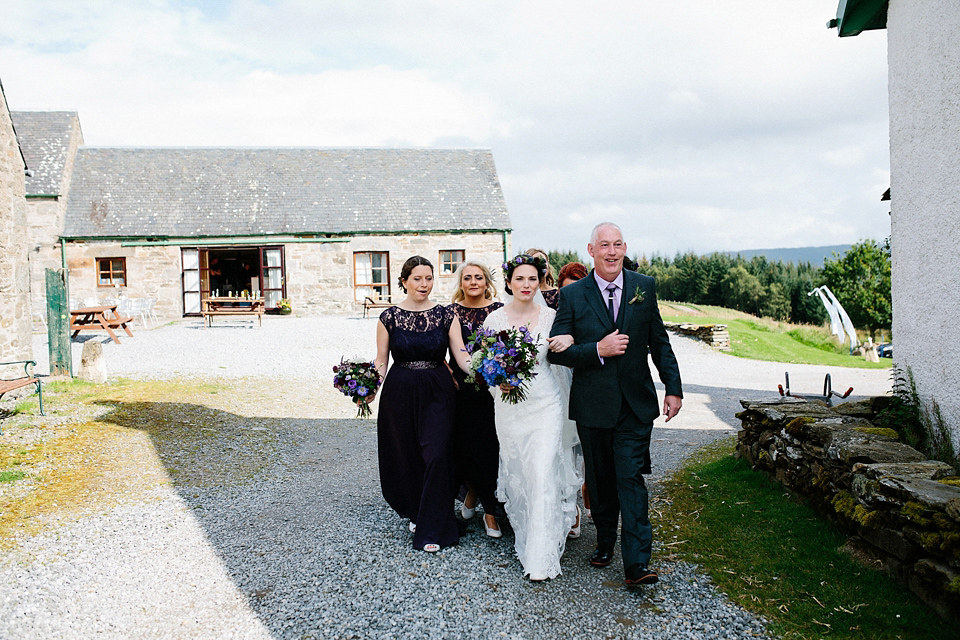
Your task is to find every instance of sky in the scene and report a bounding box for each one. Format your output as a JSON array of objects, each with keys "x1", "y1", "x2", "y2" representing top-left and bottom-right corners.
[{"x1": 0, "y1": 1, "x2": 891, "y2": 258}]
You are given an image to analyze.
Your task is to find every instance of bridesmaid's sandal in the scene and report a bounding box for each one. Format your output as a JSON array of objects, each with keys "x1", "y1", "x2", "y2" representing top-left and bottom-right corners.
[
  {"x1": 423, "y1": 544, "x2": 440, "y2": 553},
  {"x1": 408, "y1": 522, "x2": 416, "y2": 533},
  {"x1": 484, "y1": 514, "x2": 502, "y2": 539},
  {"x1": 568, "y1": 506, "x2": 581, "y2": 539}
]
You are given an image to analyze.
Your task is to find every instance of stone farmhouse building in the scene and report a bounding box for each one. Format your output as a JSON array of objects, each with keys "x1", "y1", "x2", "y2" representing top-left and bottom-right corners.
[
  {"x1": 0, "y1": 81, "x2": 31, "y2": 362},
  {"x1": 11, "y1": 110, "x2": 512, "y2": 321},
  {"x1": 833, "y1": 0, "x2": 960, "y2": 449}
]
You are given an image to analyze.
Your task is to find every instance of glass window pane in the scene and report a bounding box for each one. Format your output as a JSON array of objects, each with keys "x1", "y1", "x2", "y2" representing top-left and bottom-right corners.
[
  {"x1": 184, "y1": 292, "x2": 201, "y2": 314},
  {"x1": 184, "y1": 270, "x2": 200, "y2": 291},
  {"x1": 264, "y1": 249, "x2": 281, "y2": 268},
  {"x1": 182, "y1": 249, "x2": 199, "y2": 270},
  {"x1": 265, "y1": 268, "x2": 282, "y2": 289}
]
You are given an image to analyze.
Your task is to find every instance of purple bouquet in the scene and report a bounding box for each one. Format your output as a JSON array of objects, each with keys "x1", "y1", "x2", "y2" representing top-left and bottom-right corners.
[
  {"x1": 333, "y1": 358, "x2": 382, "y2": 418},
  {"x1": 466, "y1": 325, "x2": 540, "y2": 404}
]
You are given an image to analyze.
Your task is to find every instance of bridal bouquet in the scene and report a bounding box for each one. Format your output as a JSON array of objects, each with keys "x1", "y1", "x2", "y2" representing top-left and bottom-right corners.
[
  {"x1": 332, "y1": 358, "x2": 382, "y2": 418},
  {"x1": 466, "y1": 326, "x2": 539, "y2": 404}
]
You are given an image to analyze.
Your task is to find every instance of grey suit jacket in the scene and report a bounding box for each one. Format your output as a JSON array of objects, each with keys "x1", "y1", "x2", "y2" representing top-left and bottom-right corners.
[{"x1": 548, "y1": 269, "x2": 682, "y2": 427}]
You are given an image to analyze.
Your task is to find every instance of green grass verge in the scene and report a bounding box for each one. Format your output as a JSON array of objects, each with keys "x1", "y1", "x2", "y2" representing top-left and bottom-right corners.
[
  {"x1": 659, "y1": 438, "x2": 952, "y2": 639},
  {"x1": 661, "y1": 303, "x2": 890, "y2": 369},
  {"x1": 0, "y1": 470, "x2": 26, "y2": 484}
]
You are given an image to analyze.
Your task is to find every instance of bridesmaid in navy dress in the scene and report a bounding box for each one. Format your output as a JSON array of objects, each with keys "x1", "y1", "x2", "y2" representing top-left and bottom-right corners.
[
  {"x1": 367, "y1": 256, "x2": 473, "y2": 552},
  {"x1": 448, "y1": 260, "x2": 504, "y2": 538}
]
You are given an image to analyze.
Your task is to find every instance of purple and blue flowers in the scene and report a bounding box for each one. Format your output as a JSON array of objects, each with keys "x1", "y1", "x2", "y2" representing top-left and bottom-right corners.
[
  {"x1": 333, "y1": 358, "x2": 382, "y2": 418},
  {"x1": 466, "y1": 325, "x2": 540, "y2": 404}
]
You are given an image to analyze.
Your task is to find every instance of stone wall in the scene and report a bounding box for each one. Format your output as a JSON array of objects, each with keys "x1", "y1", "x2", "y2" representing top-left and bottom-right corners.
[
  {"x1": 286, "y1": 232, "x2": 509, "y2": 314},
  {"x1": 663, "y1": 322, "x2": 730, "y2": 350},
  {"x1": 888, "y1": 0, "x2": 960, "y2": 451},
  {"x1": 737, "y1": 397, "x2": 960, "y2": 623},
  {"x1": 0, "y1": 87, "x2": 31, "y2": 362},
  {"x1": 64, "y1": 231, "x2": 511, "y2": 319}
]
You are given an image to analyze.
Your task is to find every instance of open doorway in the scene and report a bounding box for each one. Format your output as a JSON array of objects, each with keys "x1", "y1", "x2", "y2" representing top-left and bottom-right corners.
[
  {"x1": 208, "y1": 248, "x2": 259, "y2": 297},
  {"x1": 181, "y1": 246, "x2": 286, "y2": 314}
]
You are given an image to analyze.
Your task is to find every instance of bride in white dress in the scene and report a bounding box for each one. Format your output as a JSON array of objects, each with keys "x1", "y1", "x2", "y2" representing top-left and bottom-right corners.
[{"x1": 484, "y1": 255, "x2": 584, "y2": 581}]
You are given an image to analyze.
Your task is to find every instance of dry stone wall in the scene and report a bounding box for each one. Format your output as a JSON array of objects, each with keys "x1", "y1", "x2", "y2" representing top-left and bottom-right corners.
[
  {"x1": 664, "y1": 322, "x2": 730, "y2": 350},
  {"x1": 736, "y1": 396, "x2": 960, "y2": 623}
]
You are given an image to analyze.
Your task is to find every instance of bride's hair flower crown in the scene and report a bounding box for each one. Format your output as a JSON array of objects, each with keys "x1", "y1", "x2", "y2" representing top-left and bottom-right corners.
[{"x1": 502, "y1": 253, "x2": 548, "y2": 283}]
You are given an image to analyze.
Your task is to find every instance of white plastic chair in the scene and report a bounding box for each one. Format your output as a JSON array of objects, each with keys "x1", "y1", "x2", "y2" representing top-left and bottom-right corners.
[{"x1": 145, "y1": 299, "x2": 159, "y2": 327}]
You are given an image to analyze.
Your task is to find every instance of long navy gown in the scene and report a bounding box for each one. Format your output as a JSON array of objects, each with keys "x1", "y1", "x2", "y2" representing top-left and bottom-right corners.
[
  {"x1": 449, "y1": 302, "x2": 503, "y2": 517},
  {"x1": 377, "y1": 305, "x2": 459, "y2": 549}
]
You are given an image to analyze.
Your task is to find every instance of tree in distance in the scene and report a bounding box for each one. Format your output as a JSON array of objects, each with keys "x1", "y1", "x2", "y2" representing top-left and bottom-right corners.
[{"x1": 821, "y1": 239, "x2": 892, "y2": 341}]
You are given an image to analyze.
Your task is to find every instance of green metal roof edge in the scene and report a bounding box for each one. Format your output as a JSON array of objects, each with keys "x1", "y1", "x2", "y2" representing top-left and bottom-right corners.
[{"x1": 829, "y1": 0, "x2": 888, "y2": 37}]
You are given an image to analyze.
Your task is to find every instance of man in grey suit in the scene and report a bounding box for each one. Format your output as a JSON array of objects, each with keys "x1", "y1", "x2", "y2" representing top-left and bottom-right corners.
[{"x1": 548, "y1": 222, "x2": 682, "y2": 585}]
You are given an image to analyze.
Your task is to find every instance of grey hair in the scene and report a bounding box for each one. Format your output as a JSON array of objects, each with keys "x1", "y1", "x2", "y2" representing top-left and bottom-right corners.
[{"x1": 589, "y1": 222, "x2": 623, "y2": 245}]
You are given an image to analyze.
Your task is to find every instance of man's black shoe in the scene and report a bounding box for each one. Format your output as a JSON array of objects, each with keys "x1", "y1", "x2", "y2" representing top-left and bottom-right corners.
[
  {"x1": 624, "y1": 563, "x2": 659, "y2": 585},
  {"x1": 590, "y1": 547, "x2": 615, "y2": 567}
]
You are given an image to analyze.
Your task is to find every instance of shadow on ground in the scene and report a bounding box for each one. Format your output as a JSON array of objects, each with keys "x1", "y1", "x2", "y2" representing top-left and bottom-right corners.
[{"x1": 92, "y1": 399, "x2": 705, "y2": 638}]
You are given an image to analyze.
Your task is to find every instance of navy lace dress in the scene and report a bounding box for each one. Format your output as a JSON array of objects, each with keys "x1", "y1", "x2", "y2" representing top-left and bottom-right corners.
[
  {"x1": 378, "y1": 305, "x2": 459, "y2": 549},
  {"x1": 541, "y1": 289, "x2": 560, "y2": 310},
  {"x1": 449, "y1": 302, "x2": 504, "y2": 516}
]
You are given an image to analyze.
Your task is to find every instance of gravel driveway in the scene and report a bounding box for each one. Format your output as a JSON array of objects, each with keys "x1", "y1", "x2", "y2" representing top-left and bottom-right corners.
[{"x1": 0, "y1": 317, "x2": 891, "y2": 639}]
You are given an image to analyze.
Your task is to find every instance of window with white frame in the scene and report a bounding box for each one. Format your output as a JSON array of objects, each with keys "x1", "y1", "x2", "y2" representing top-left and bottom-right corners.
[{"x1": 354, "y1": 252, "x2": 390, "y2": 301}]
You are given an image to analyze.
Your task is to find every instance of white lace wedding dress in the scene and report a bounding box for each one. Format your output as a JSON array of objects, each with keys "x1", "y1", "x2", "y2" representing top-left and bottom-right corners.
[{"x1": 484, "y1": 306, "x2": 584, "y2": 580}]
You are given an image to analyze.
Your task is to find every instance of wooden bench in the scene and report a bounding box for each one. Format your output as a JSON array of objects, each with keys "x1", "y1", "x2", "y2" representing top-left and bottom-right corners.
[
  {"x1": 0, "y1": 361, "x2": 45, "y2": 428},
  {"x1": 202, "y1": 298, "x2": 265, "y2": 328},
  {"x1": 363, "y1": 296, "x2": 394, "y2": 318}
]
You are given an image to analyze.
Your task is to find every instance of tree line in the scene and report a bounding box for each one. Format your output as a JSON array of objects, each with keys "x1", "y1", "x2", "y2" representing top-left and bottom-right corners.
[{"x1": 548, "y1": 239, "x2": 892, "y2": 334}]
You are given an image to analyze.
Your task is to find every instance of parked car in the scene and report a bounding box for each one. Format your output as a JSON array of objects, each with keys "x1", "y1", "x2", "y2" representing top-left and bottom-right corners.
[{"x1": 877, "y1": 343, "x2": 893, "y2": 358}]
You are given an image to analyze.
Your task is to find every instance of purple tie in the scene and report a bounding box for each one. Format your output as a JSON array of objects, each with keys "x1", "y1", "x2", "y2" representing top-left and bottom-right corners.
[{"x1": 606, "y1": 283, "x2": 617, "y2": 322}]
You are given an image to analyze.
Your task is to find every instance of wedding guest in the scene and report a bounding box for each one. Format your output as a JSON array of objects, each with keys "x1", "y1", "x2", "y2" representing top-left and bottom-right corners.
[
  {"x1": 366, "y1": 256, "x2": 472, "y2": 553},
  {"x1": 557, "y1": 262, "x2": 588, "y2": 288},
  {"x1": 448, "y1": 261, "x2": 504, "y2": 538},
  {"x1": 524, "y1": 248, "x2": 560, "y2": 309}
]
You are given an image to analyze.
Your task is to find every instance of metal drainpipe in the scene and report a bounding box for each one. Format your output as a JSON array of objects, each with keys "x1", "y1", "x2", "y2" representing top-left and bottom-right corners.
[
  {"x1": 502, "y1": 230, "x2": 509, "y2": 263},
  {"x1": 60, "y1": 237, "x2": 68, "y2": 298}
]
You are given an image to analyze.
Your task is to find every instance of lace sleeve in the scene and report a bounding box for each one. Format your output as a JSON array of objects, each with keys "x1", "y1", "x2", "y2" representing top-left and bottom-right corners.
[
  {"x1": 442, "y1": 305, "x2": 455, "y2": 332},
  {"x1": 378, "y1": 307, "x2": 395, "y2": 333}
]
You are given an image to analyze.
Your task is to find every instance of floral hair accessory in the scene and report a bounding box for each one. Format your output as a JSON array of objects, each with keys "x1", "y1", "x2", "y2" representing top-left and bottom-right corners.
[{"x1": 502, "y1": 253, "x2": 548, "y2": 282}]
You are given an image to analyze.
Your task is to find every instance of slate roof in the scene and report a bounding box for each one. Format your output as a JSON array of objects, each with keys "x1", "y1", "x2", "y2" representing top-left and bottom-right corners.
[
  {"x1": 10, "y1": 111, "x2": 79, "y2": 196},
  {"x1": 63, "y1": 148, "x2": 511, "y2": 238}
]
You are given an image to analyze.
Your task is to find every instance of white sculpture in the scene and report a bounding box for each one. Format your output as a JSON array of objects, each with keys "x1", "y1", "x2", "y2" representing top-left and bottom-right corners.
[{"x1": 808, "y1": 285, "x2": 859, "y2": 348}]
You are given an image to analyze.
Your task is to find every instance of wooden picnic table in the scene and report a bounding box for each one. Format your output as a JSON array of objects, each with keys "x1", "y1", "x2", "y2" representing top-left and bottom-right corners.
[
  {"x1": 202, "y1": 297, "x2": 265, "y2": 328},
  {"x1": 70, "y1": 305, "x2": 135, "y2": 344}
]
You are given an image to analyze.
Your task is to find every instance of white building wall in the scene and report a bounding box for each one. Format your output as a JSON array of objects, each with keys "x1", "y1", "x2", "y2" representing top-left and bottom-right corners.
[{"x1": 888, "y1": 0, "x2": 960, "y2": 447}]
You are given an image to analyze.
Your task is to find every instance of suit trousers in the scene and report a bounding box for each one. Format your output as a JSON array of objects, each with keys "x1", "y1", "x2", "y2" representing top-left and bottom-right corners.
[{"x1": 578, "y1": 399, "x2": 653, "y2": 570}]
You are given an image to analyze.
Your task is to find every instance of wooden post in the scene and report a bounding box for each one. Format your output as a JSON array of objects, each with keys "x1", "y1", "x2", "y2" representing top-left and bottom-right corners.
[{"x1": 45, "y1": 268, "x2": 72, "y2": 376}]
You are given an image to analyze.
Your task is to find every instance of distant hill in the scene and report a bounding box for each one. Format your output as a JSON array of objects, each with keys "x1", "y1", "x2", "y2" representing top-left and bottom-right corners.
[{"x1": 725, "y1": 244, "x2": 851, "y2": 268}]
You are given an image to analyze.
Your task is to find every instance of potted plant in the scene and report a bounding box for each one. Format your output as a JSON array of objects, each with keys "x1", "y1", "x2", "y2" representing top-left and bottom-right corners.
[{"x1": 277, "y1": 298, "x2": 292, "y2": 315}]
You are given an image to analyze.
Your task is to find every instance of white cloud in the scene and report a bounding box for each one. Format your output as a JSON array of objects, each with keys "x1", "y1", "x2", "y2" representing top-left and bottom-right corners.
[{"x1": 1, "y1": 0, "x2": 892, "y2": 256}]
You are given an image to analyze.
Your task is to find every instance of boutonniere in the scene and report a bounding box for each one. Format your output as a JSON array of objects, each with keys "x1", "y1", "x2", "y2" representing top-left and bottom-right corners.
[{"x1": 628, "y1": 285, "x2": 645, "y2": 305}]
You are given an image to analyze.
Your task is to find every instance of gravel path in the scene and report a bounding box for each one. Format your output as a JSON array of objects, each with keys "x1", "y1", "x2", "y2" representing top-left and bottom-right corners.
[{"x1": 0, "y1": 317, "x2": 891, "y2": 638}]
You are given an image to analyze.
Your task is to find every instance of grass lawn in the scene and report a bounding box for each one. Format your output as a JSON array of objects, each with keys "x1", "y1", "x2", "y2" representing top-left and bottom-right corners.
[
  {"x1": 657, "y1": 438, "x2": 954, "y2": 639},
  {"x1": 659, "y1": 302, "x2": 891, "y2": 370}
]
